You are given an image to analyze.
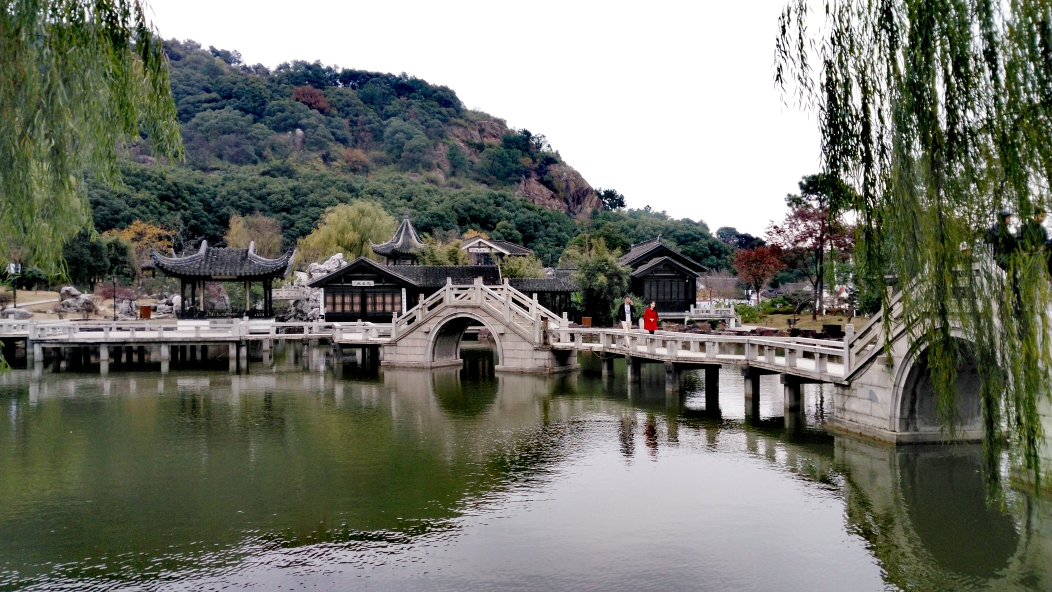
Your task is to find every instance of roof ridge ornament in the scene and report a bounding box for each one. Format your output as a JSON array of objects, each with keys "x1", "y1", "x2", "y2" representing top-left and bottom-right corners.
[
  {"x1": 248, "y1": 240, "x2": 256, "y2": 255},
  {"x1": 198, "y1": 240, "x2": 208, "y2": 255}
]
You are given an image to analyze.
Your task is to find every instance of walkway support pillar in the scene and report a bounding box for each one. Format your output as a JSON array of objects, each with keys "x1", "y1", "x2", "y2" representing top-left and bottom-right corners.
[
  {"x1": 601, "y1": 356, "x2": 615, "y2": 378},
  {"x1": 626, "y1": 355, "x2": 642, "y2": 383},
  {"x1": 743, "y1": 367, "x2": 761, "y2": 422},
  {"x1": 99, "y1": 344, "x2": 109, "y2": 375},
  {"x1": 664, "y1": 361, "x2": 682, "y2": 394},
  {"x1": 160, "y1": 343, "x2": 170, "y2": 374},
  {"x1": 705, "y1": 365, "x2": 720, "y2": 414},
  {"x1": 782, "y1": 374, "x2": 804, "y2": 431}
]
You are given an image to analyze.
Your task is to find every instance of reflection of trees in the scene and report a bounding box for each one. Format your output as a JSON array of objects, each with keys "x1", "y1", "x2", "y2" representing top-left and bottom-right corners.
[{"x1": 0, "y1": 370, "x2": 582, "y2": 588}]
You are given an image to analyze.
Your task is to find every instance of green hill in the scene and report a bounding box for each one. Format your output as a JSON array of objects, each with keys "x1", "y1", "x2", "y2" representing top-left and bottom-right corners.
[{"x1": 88, "y1": 39, "x2": 728, "y2": 268}]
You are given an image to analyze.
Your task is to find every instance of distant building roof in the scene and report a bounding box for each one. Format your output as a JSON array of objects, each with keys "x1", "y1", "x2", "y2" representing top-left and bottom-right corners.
[
  {"x1": 152, "y1": 240, "x2": 291, "y2": 279},
  {"x1": 461, "y1": 236, "x2": 533, "y2": 257},
  {"x1": 371, "y1": 214, "x2": 424, "y2": 256},
  {"x1": 307, "y1": 257, "x2": 502, "y2": 289},
  {"x1": 629, "y1": 256, "x2": 700, "y2": 279},
  {"x1": 618, "y1": 236, "x2": 707, "y2": 274},
  {"x1": 395, "y1": 265, "x2": 502, "y2": 288},
  {"x1": 509, "y1": 269, "x2": 577, "y2": 293}
]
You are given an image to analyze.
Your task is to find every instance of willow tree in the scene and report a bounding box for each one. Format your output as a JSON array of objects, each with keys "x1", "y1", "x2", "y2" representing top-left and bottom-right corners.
[
  {"x1": 1, "y1": 0, "x2": 182, "y2": 274},
  {"x1": 777, "y1": 0, "x2": 1052, "y2": 484}
]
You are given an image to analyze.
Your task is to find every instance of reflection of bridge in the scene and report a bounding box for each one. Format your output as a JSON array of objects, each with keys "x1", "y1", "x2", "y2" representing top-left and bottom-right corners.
[{"x1": 1, "y1": 283, "x2": 1048, "y2": 452}]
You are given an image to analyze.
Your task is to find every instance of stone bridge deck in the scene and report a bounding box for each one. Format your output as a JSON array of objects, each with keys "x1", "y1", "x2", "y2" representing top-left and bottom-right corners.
[{"x1": 548, "y1": 328, "x2": 850, "y2": 385}]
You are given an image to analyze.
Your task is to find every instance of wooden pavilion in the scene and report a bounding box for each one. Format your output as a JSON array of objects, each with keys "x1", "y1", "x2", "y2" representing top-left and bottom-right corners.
[{"x1": 152, "y1": 240, "x2": 292, "y2": 318}]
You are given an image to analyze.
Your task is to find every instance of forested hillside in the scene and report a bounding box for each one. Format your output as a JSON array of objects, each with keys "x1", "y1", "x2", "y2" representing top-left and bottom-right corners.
[{"x1": 88, "y1": 39, "x2": 727, "y2": 268}]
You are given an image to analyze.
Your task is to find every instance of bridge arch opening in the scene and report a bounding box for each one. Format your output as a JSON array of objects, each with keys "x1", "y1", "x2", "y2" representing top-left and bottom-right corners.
[
  {"x1": 428, "y1": 313, "x2": 503, "y2": 370},
  {"x1": 897, "y1": 339, "x2": 982, "y2": 434}
]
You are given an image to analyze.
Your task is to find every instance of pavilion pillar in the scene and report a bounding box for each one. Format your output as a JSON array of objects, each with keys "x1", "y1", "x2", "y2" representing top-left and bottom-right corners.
[{"x1": 245, "y1": 280, "x2": 250, "y2": 315}]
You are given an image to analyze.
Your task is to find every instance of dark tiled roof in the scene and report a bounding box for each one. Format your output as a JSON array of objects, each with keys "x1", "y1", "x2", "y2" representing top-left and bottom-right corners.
[
  {"x1": 307, "y1": 256, "x2": 415, "y2": 287},
  {"x1": 618, "y1": 236, "x2": 707, "y2": 273},
  {"x1": 152, "y1": 241, "x2": 291, "y2": 279},
  {"x1": 371, "y1": 214, "x2": 424, "y2": 256},
  {"x1": 509, "y1": 269, "x2": 577, "y2": 293},
  {"x1": 630, "y1": 256, "x2": 700, "y2": 278},
  {"x1": 393, "y1": 265, "x2": 502, "y2": 287},
  {"x1": 618, "y1": 237, "x2": 664, "y2": 266}
]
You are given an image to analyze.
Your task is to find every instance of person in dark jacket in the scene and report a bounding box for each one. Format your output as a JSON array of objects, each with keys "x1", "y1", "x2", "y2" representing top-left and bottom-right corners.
[
  {"x1": 985, "y1": 210, "x2": 1016, "y2": 270},
  {"x1": 1018, "y1": 209, "x2": 1048, "y2": 253},
  {"x1": 643, "y1": 301, "x2": 659, "y2": 334}
]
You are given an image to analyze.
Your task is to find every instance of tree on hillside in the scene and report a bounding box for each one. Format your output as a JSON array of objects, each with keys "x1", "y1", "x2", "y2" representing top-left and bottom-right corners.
[
  {"x1": 292, "y1": 86, "x2": 331, "y2": 114},
  {"x1": 733, "y1": 247, "x2": 785, "y2": 302},
  {"x1": 293, "y1": 202, "x2": 396, "y2": 268},
  {"x1": 563, "y1": 237, "x2": 631, "y2": 327},
  {"x1": 225, "y1": 213, "x2": 284, "y2": 257},
  {"x1": 716, "y1": 227, "x2": 765, "y2": 250},
  {"x1": 103, "y1": 220, "x2": 176, "y2": 270},
  {"x1": 595, "y1": 188, "x2": 626, "y2": 211},
  {"x1": 2, "y1": 0, "x2": 182, "y2": 275}
]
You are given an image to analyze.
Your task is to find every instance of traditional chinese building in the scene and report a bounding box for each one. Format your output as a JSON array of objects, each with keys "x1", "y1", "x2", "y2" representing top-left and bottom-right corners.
[
  {"x1": 618, "y1": 236, "x2": 706, "y2": 313},
  {"x1": 152, "y1": 241, "x2": 291, "y2": 318},
  {"x1": 310, "y1": 217, "x2": 577, "y2": 323},
  {"x1": 460, "y1": 236, "x2": 534, "y2": 265}
]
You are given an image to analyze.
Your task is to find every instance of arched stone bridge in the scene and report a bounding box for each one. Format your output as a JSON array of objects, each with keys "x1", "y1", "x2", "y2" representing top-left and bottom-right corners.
[{"x1": 379, "y1": 279, "x2": 578, "y2": 374}]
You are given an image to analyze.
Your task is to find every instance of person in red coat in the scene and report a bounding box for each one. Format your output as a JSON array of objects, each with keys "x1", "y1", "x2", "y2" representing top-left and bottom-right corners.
[{"x1": 643, "y1": 301, "x2": 659, "y2": 334}]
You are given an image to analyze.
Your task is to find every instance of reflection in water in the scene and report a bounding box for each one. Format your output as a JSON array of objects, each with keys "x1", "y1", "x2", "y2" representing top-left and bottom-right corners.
[
  {"x1": 900, "y1": 447, "x2": 1018, "y2": 578},
  {"x1": 0, "y1": 347, "x2": 1048, "y2": 591}
]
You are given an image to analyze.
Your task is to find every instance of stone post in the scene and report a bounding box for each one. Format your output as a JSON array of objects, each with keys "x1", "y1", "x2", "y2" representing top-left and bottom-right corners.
[
  {"x1": 743, "y1": 367, "x2": 761, "y2": 422},
  {"x1": 705, "y1": 366, "x2": 720, "y2": 414},
  {"x1": 626, "y1": 355, "x2": 642, "y2": 383},
  {"x1": 99, "y1": 344, "x2": 109, "y2": 375},
  {"x1": 601, "y1": 356, "x2": 615, "y2": 377},
  {"x1": 664, "y1": 361, "x2": 681, "y2": 394},
  {"x1": 782, "y1": 374, "x2": 804, "y2": 431}
]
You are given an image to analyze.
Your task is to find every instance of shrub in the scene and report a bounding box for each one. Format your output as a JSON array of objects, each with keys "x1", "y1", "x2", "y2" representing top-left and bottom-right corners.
[{"x1": 735, "y1": 303, "x2": 765, "y2": 324}]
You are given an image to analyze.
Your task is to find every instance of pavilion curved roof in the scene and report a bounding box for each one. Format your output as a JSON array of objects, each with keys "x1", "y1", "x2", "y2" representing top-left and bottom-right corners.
[
  {"x1": 151, "y1": 240, "x2": 292, "y2": 279},
  {"x1": 371, "y1": 214, "x2": 424, "y2": 256}
]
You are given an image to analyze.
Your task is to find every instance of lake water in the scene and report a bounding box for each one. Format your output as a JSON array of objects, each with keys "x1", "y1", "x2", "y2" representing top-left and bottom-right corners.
[{"x1": 0, "y1": 344, "x2": 1049, "y2": 591}]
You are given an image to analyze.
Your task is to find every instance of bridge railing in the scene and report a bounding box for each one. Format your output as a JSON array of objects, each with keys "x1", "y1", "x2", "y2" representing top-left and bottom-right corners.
[
  {"x1": 13, "y1": 319, "x2": 392, "y2": 342},
  {"x1": 391, "y1": 281, "x2": 563, "y2": 344},
  {"x1": 548, "y1": 327, "x2": 850, "y2": 379}
]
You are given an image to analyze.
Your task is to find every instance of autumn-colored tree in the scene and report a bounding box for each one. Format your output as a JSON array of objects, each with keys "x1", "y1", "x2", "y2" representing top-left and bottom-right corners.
[
  {"x1": 225, "y1": 213, "x2": 283, "y2": 258},
  {"x1": 767, "y1": 207, "x2": 853, "y2": 318},
  {"x1": 733, "y1": 246, "x2": 785, "y2": 302},
  {"x1": 342, "y1": 147, "x2": 370, "y2": 173},
  {"x1": 102, "y1": 220, "x2": 175, "y2": 270},
  {"x1": 293, "y1": 201, "x2": 396, "y2": 268},
  {"x1": 292, "y1": 86, "x2": 331, "y2": 114}
]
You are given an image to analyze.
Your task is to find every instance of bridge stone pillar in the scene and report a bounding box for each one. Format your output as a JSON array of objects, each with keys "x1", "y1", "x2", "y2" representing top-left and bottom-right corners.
[
  {"x1": 99, "y1": 344, "x2": 109, "y2": 375},
  {"x1": 601, "y1": 356, "x2": 615, "y2": 377},
  {"x1": 705, "y1": 365, "x2": 720, "y2": 414},
  {"x1": 664, "y1": 362, "x2": 682, "y2": 394},
  {"x1": 782, "y1": 374, "x2": 804, "y2": 431},
  {"x1": 743, "y1": 368, "x2": 761, "y2": 422},
  {"x1": 626, "y1": 355, "x2": 642, "y2": 383}
]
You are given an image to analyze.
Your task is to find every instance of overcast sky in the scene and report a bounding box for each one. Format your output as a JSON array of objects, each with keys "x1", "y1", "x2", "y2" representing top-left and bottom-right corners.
[{"x1": 148, "y1": 0, "x2": 820, "y2": 236}]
